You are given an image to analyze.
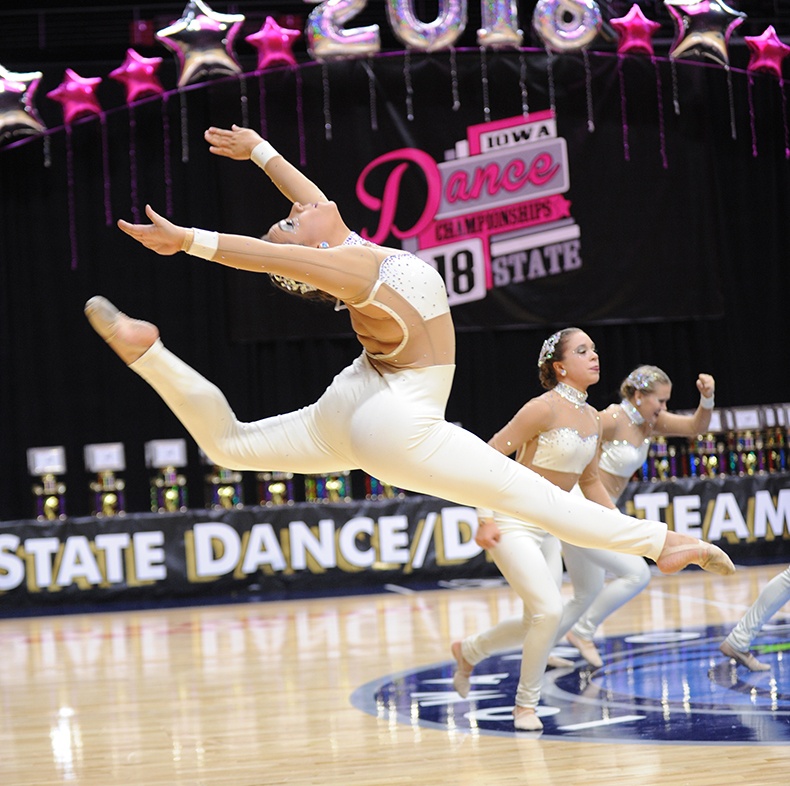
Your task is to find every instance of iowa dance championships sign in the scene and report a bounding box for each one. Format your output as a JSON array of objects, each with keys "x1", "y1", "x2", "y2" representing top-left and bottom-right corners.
[
  {"x1": 225, "y1": 53, "x2": 726, "y2": 342},
  {"x1": 2, "y1": 476, "x2": 788, "y2": 613}
]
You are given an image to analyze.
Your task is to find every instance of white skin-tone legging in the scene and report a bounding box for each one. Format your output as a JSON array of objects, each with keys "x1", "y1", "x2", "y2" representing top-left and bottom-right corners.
[
  {"x1": 130, "y1": 341, "x2": 668, "y2": 559},
  {"x1": 460, "y1": 515, "x2": 565, "y2": 709},
  {"x1": 723, "y1": 565, "x2": 790, "y2": 652},
  {"x1": 555, "y1": 485, "x2": 651, "y2": 642}
]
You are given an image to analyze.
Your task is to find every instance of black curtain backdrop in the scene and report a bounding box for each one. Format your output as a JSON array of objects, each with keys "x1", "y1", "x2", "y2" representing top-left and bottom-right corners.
[{"x1": 1, "y1": 47, "x2": 789, "y2": 520}]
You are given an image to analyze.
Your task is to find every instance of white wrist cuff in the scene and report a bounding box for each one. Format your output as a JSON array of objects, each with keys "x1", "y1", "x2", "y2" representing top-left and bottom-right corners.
[
  {"x1": 250, "y1": 140, "x2": 279, "y2": 170},
  {"x1": 700, "y1": 394, "x2": 715, "y2": 410},
  {"x1": 476, "y1": 508, "x2": 494, "y2": 520},
  {"x1": 186, "y1": 228, "x2": 219, "y2": 260}
]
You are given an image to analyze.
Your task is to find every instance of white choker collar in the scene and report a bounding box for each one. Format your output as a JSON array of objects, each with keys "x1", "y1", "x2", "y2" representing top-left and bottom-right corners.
[
  {"x1": 554, "y1": 382, "x2": 588, "y2": 407},
  {"x1": 620, "y1": 399, "x2": 645, "y2": 425}
]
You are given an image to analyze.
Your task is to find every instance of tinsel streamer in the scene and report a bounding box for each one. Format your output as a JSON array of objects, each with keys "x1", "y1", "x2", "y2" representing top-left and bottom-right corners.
[
  {"x1": 258, "y1": 74, "x2": 268, "y2": 138},
  {"x1": 781, "y1": 78, "x2": 790, "y2": 160},
  {"x1": 239, "y1": 74, "x2": 249, "y2": 128},
  {"x1": 129, "y1": 104, "x2": 140, "y2": 223},
  {"x1": 518, "y1": 50, "x2": 529, "y2": 117},
  {"x1": 670, "y1": 59, "x2": 680, "y2": 115},
  {"x1": 480, "y1": 46, "x2": 490, "y2": 122},
  {"x1": 43, "y1": 135, "x2": 52, "y2": 168},
  {"x1": 162, "y1": 94, "x2": 174, "y2": 217},
  {"x1": 450, "y1": 47, "x2": 461, "y2": 111},
  {"x1": 617, "y1": 55, "x2": 629, "y2": 161},
  {"x1": 404, "y1": 50, "x2": 414, "y2": 121},
  {"x1": 297, "y1": 66, "x2": 308, "y2": 164},
  {"x1": 583, "y1": 48, "x2": 594, "y2": 132},
  {"x1": 747, "y1": 74, "x2": 757, "y2": 157},
  {"x1": 725, "y1": 66, "x2": 736, "y2": 141},
  {"x1": 545, "y1": 46, "x2": 557, "y2": 117},
  {"x1": 65, "y1": 125, "x2": 78, "y2": 270},
  {"x1": 363, "y1": 59, "x2": 379, "y2": 131},
  {"x1": 100, "y1": 112, "x2": 112, "y2": 225},
  {"x1": 179, "y1": 89, "x2": 189, "y2": 163},
  {"x1": 652, "y1": 56, "x2": 668, "y2": 170},
  {"x1": 320, "y1": 63, "x2": 332, "y2": 142}
]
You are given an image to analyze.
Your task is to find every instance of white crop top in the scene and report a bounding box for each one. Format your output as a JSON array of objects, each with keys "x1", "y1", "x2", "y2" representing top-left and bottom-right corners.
[
  {"x1": 348, "y1": 233, "x2": 450, "y2": 361},
  {"x1": 599, "y1": 438, "x2": 650, "y2": 478},
  {"x1": 531, "y1": 428, "x2": 599, "y2": 474}
]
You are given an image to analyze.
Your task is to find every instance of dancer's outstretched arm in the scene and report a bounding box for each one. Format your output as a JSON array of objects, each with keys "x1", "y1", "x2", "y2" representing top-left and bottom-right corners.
[
  {"x1": 204, "y1": 124, "x2": 327, "y2": 206},
  {"x1": 116, "y1": 205, "x2": 375, "y2": 300}
]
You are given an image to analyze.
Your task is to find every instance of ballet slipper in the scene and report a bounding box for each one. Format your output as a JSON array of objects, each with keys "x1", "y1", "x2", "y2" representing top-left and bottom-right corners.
[
  {"x1": 566, "y1": 630, "x2": 603, "y2": 669},
  {"x1": 546, "y1": 654, "x2": 575, "y2": 669},
  {"x1": 513, "y1": 705, "x2": 543, "y2": 731},
  {"x1": 655, "y1": 540, "x2": 735, "y2": 576},
  {"x1": 84, "y1": 296, "x2": 159, "y2": 365},
  {"x1": 451, "y1": 641, "x2": 473, "y2": 698},
  {"x1": 720, "y1": 640, "x2": 771, "y2": 672}
]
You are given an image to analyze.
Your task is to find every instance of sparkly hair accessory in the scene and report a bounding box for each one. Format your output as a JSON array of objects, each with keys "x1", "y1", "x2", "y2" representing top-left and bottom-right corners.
[
  {"x1": 537, "y1": 330, "x2": 563, "y2": 368},
  {"x1": 626, "y1": 368, "x2": 661, "y2": 390}
]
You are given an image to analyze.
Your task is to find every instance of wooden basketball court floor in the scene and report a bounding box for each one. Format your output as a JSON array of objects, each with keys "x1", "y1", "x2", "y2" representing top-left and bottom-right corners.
[{"x1": 1, "y1": 562, "x2": 788, "y2": 785}]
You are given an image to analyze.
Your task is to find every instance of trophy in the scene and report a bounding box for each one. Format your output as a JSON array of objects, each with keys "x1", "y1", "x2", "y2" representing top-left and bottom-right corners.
[
  {"x1": 257, "y1": 471, "x2": 295, "y2": 506},
  {"x1": 27, "y1": 446, "x2": 67, "y2": 521},
  {"x1": 304, "y1": 471, "x2": 352, "y2": 503},
  {"x1": 84, "y1": 442, "x2": 126, "y2": 516},
  {"x1": 145, "y1": 438, "x2": 188, "y2": 513},
  {"x1": 200, "y1": 449, "x2": 243, "y2": 510},
  {"x1": 364, "y1": 474, "x2": 405, "y2": 500}
]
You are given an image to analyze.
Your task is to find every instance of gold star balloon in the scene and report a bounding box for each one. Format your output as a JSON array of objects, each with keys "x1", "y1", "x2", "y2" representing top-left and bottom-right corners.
[{"x1": 156, "y1": 0, "x2": 245, "y2": 87}]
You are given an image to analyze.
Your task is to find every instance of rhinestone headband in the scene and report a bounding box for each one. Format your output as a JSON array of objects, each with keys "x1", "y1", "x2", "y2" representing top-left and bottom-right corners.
[
  {"x1": 626, "y1": 368, "x2": 662, "y2": 391},
  {"x1": 537, "y1": 330, "x2": 563, "y2": 368}
]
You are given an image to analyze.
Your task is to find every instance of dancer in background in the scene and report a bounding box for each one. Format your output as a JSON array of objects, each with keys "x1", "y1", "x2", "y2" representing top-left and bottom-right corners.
[
  {"x1": 452, "y1": 328, "x2": 614, "y2": 730},
  {"x1": 558, "y1": 365, "x2": 716, "y2": 668},
  {"x1": 720, "y1": 565, "x2": 790, "y2": 671},
  {"x1": 87, "y1": 125, "x2": 733, "y2": 722}
]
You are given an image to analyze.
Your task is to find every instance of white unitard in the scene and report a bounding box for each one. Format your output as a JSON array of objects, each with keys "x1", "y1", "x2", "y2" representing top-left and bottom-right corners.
[
  {"x1": 723, "y1": 565, "x2": 790, "y2": 652},
  {"x1": 129, "y1": 247, "x2": 666, "y2": 561},
  {"x1": 458, "y1": 398, "x2": 602, "y2": 710}
]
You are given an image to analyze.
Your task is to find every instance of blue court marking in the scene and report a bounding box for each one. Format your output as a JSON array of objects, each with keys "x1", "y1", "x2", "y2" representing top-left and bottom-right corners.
[{"x1": 350, "y1": 621, "x2": 790, "y2": 743}]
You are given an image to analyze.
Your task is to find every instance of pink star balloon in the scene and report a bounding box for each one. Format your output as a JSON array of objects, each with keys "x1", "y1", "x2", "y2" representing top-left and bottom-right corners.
[
  {"x1": 156, "y1": 0, "x2": 245, "y2": 87},
  {"x1": 47, "y1": 68, "x2": 102, "y2": 124},
  {"x1": 744, "y1": 25, "x2": 790, "y2": 79},
  {"x1": 110, "y1": 49, "x2": 165, "y2": 103},
  {"x1": 611, "y1": 4, "x2": 661, "y2": 56},
  {"x1": 246, "y1": 16, "x2": 301, "y2": 70},
  {"x1": 664, "y1": 0, "x2": 746, "y2": 67},
  {"x1": 0, "y1": 64, "x2": 45, "y2": 145}
]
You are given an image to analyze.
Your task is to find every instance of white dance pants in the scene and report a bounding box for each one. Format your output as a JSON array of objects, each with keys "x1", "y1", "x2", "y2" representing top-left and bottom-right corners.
[
  {"x1": 725, "y1": 564, "x2": 790, "y2": 651},
  {"x1": 130, "y1": 342, "x2": 667, "y2": 557},
  {"x1": 558, "y1": 541, "x2": 651, "y2": 641},
  {"x1": 460, "y1": 517, "x2": 563, "y2": 709}
]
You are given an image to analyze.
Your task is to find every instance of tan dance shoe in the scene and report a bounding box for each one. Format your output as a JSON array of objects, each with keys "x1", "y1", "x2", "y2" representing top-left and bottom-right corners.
[
  {"x1": 566, "y1": 630, "x2": 603, "y2": 669},
  {"x1": 720, "y1": 640, "x2": 771, "y2": 672},
  {"x1": 513, "y1": 706, "x2": 543, "y2": 731},
  {"x1": 451, "y1": 641, "x2": 473, "y2": 698}
]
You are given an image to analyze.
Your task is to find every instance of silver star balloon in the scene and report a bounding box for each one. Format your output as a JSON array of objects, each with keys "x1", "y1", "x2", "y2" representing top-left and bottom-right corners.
[
  {"x1": 156, "y1": 0, "x2": 245, "y2": 87},
  {"x1": 0, "y1": 64, "x2": 46, "y2": 146},
  {"x1": 664, "y1": 0, "x2": 746, "y2": 66}
]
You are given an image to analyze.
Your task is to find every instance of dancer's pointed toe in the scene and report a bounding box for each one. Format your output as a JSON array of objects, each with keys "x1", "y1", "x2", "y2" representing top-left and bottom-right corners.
[
  {"x1": 656, "y1": 540, "x2": 735, "y2": 576},
  {"x1": 85, "y1": 296, "x2": 121, "y2": 342},
  {"x1": 566, "y1": 630, "x2": 603, "y2": 669},
  {"x1": 720, "y1": 640, "x2": 771, "y2": 672},
  {"x1": 451, "y1": 641, "x2": 473, "y2": 698},
  {"x1": 84, "y1": 296, "x2": 158, "y2": 364}
]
